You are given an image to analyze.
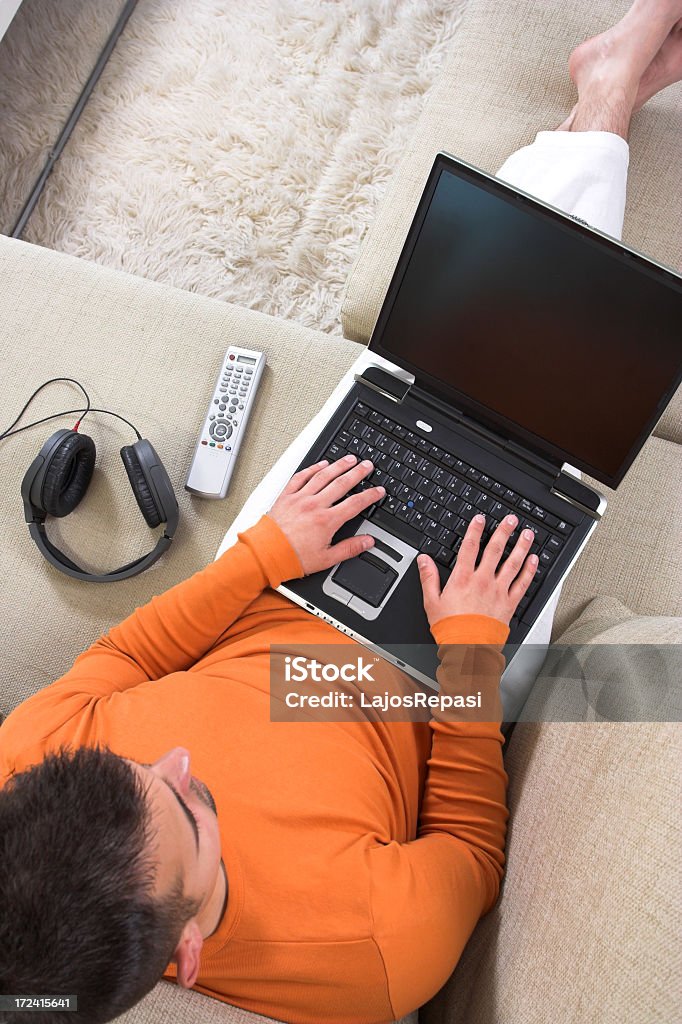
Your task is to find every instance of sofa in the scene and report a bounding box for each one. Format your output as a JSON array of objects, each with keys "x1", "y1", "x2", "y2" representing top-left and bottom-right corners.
[{"x1": 1, "y1": 0, "x2": 680, "y2": 1022}]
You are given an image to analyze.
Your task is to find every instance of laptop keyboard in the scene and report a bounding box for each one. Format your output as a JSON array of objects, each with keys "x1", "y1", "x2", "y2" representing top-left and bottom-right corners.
[{"x1": 322, "y1": 401, "x2": 574, "y2": 620}]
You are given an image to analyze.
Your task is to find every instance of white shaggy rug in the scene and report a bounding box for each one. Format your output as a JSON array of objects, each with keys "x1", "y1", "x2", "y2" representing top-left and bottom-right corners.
[{"x1": 1, "y1": 0, "x2": 468, "y2": 334}]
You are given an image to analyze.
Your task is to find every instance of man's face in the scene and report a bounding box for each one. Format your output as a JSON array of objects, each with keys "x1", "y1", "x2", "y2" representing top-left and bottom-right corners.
[{"x1": 127, "y1": 748, "x2": 223, "y2": 914}]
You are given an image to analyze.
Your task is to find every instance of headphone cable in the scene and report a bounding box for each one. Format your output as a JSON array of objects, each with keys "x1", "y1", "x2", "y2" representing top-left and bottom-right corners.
[{"x1": 0, "y1": 378, "x2": 142, "y2": 442}]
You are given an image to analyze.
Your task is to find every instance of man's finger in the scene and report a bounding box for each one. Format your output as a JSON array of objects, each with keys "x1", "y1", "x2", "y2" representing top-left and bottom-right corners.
[
  {"x1": 281, "y1": 460, "x2": 330, "y2": 494},
  {"x1": 318, "y1": 458, "x2": 374, "y2": 505},
  {"x1": 417, "y1": 553, "x2": 441, "y2": 616},
  {"x1": 300, "y1": 453, "x2": 359, "y2": 495},
  {"x1": 508, "y1": 551, "x2": 539, "y2": 605},
  {"x1": 333, "y1": 485, "x2": 386, "y2": 524},
  {"x1": 497, "y1": 528, "x2": 536, "y2": 585},
  {"x1": 454, "y1": 514, "x2": 486, "y2": 575},
  {"x1": 324, "y1": 532, "x2": 375, "y2": 568},
  {"x1": 480, "y1": 514, "x2": 519, "y2": 572}
]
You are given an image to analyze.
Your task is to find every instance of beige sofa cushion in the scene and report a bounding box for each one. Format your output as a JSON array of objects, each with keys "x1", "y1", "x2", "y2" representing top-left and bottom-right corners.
[
  {"x1": 523, "y1": 595, "x2": 682, "y2": 722},
  {"x1": 421, "y1": 596, "x2": 681, "y2": 1024},
  {"x1": 340, "y1": 0, "x2": 682, "y2": 444}
]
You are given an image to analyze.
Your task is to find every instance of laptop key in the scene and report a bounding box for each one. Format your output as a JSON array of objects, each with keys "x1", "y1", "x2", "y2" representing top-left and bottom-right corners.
[
  {"x1": 454, "y1": 518, "x2": 469, "y2": 538},
  {"x1": 539, "y1": 548, "x2": 556, "y2": 567},
  {"x1": 337, "y1": 431, "x2": 351, "y2": 446},
  {"x1": 438, "y1": 527, "x2": 455, "y2": 547},
  {"x1": 556, "y1": 519, "x2": 573, "y2": 535},
  {"x1": 531, "y1": 505, "x2": 548, "y2": 522},
  {"x1": 475, "y1": 492, "x2": 495, "y2": 512},
  {"x1": 435, "y1": 545, "x2": 455, "y2": 568},
  {"x1": 404, "y1": 450, "x2": 423, "y2": 470},
  {"x1": 546, "y1": 535, "x2": 564, "y2": 553},
  {"x1": 368, "y1": 411, "x2": 383, "y2": 425},
  {"x1": 518, "y1": 498, "x2": 534, "y2": 515},
  {"x1": 432, "y1": 466, "x2": 453, "y2": 487},
  {"x1": 371, "y1": 507, "x2": 422, "y2": 549},
  {"x1": 384, "y1": 477, "x2": 402, "y2": 497},
  {"x1": 420, "y1": 536, "x2": 440, "y2": 556},
  {"x1": 491, "y1": 481, "x2": 505, "y2": 496},
  {"x1": 466, "y1": 467, "x2": 482, "y2": 481},
  {"x1": 459, "y1": 502, "x2": 476, "y2": 522},
  {"x1": 348, "y1": 438, "x2": 367, "y2": 457},
  {"x1": 395, "y1": 503, "x2": 416, "y2": 523},
  {"x1": 393, "y1": 424, "x2": 408, "y2": 439},
  {"x1": 490, "y1": 501, "x2": 511, "y2": 521},
  {"x1": 362, "y1": 425, "x2": 381, "y2": 445},
  {"x1": 381, "y1": 417, "x2": 396, "y2": 432},
  {"x1": 324, "y1": 443, "x2": 345, "y2": 461},
  {"x1": 442, "y1": 452, "x2": 456, "y2": 468},
  {"x1": 424, "y1": 519, "x2": 442, "y2": 540},
  {"x1": 454, "y1": 459, "x2": 470, "y2": 474},
  {"x1": 446, "y1": 493, "x2": 464, "y2": 514},
  {"x1": 417, "y1": 438, "x2": 430, "y2": 451},
  {"x1": 349, "y1": 418, "x2": 366, "y2": 438},
  {"x1": 376, "y1": 435, "x2": 397, "y2": 454},
  {"x1": 439, "y1": 510, "x2": 460, "y2": 532},
  {"x1": 411, "y1": 511, "x2": 427, "y2": 532},
  {"x1": 355, "y1": 403, "x2": 369, "y2": 418},
  {"x1": 504, "y1": 488, "x2": 517, "y2": 504},
  {"x1": 521, "y1": 520, "x2": 548, "y2": 546}
]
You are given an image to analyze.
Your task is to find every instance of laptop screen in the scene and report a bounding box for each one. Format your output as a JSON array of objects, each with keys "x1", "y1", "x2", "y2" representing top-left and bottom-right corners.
[{"x1": 369, "y1": 154, "x2": 682, "y2": 489}]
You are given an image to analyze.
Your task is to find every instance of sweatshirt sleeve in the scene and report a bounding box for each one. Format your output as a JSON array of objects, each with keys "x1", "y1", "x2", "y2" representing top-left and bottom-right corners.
[
  {"x1": 367, "y1": 614, "x2": 510, "y2": 1019},
  {"x1": 0, "y1": 515, "x2": 303, "y2": 773}
]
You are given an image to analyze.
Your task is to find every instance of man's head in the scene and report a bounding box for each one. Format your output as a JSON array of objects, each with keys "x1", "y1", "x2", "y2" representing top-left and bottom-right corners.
[{"x1": 0, "y1": 745, "x2": 224, "y2": 1024}]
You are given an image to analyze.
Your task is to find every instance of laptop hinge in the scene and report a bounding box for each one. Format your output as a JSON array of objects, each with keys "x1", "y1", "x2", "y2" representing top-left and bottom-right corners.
[
  {"x1": 354, "y1": 366, "x2": 412, "y2": 404},
  {"x1": 551, "y1": 469, "x2": 603, "y2": 521}
]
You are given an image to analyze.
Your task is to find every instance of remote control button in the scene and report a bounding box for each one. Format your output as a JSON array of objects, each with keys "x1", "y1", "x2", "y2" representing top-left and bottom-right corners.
[
  {"x1": 229, "y1": 354, "x2": 235, "y2": 360},
  {"x1": 209, "y1": 442, "x2": 216, "y2": 446},
  {"x1": 209, "y1": 414, "x2": 215, "y2": 420},
  {"x1": 219, "y1": 403, "x2": 226, "y2": 410},
  {"x1": 238, "y1": 403, "x2": 244, "y2": 409},
  {"x1": 201, "y1": 440, "x2": 208, "y2": 445},
  {"x1": 213, "y1": 398, "x2": 219, "y2": 404}
]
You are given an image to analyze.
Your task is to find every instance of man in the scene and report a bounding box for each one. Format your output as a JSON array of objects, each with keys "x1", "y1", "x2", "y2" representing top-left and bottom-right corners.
[{"x1": 1, "y1": 2, "x2": 680, "y2": 1022}]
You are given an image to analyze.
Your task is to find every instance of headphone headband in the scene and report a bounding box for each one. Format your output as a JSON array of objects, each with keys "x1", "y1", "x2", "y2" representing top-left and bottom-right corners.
[{"x1": 21, "y1": 428, "x2": 179, "y2": 583}]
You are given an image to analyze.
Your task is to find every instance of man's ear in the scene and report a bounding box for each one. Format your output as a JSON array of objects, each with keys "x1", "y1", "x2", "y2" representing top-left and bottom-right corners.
[{"x1": 173, "y1": 919, "x2": 204, "y2": 989}]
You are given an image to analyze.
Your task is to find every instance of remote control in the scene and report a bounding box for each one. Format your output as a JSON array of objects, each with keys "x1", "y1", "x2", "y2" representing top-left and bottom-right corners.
[{"x1": 185, "y1": 346, "x2": 266, "y2": 499}]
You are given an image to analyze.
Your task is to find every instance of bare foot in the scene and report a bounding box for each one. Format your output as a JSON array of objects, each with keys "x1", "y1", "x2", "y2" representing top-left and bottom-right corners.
[
  {"x1": 635, "y1": 16, "x2": 682, "y2": 108},
  {"x1": 557, "y1": 13, "x2": 682, "y2": 129},
  {"x1": 555, "y1": 0, "x2": 682, "y2": 135}
]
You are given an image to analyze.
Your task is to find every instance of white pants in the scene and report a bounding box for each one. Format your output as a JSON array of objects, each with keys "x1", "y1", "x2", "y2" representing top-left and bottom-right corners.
[
  {"x1": 216, "y1": 130, "x2": 630, "y2": 708},
  {"x1": 489, "y1": 130, "x2": 629, "y2": 710}
]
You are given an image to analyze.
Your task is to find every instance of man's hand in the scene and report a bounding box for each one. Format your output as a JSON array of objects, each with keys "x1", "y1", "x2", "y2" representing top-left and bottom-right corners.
[
  {"x1": 418, "y1": 513, "x2": 538, "y2": 629},
  {"x1": 268, "y1": 455, "x2": 384, "y2": 575}
]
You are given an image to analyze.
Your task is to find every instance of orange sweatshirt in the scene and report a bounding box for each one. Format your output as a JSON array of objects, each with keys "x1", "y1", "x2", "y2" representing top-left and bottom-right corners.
[{"x1": 0, "y1": 514, "x2": 509, "y2": 1024}]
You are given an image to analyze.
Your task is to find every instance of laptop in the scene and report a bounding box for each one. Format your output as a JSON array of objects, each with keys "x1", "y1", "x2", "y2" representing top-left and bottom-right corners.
[{"x1": 278, "y1": 152, "x2": 682, "y2": 689}]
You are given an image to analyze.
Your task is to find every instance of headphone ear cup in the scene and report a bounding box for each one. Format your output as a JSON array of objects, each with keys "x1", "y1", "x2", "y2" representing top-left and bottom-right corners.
[
  {"x1": 41, "y1": 432, "x2": 96, "y2": 518},
  {"x1": 120, "y1": 444, "x2": 163, "y2": 528}
]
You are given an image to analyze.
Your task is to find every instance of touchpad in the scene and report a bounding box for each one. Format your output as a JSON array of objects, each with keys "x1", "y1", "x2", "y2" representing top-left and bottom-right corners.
[{"x1": 331, "y1": 552, "x2": 399, "y2": 608}]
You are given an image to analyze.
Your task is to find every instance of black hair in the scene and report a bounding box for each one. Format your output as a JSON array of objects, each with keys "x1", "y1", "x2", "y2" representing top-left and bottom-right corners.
[{"x1": 0, "y1": 746, "x2": 200, "y2": 1023}]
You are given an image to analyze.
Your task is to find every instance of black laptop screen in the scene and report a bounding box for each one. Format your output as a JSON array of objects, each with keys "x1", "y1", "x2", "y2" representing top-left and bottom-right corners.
[{"x1": 370, "y1": 158, "x2": 682, "y2": 488}]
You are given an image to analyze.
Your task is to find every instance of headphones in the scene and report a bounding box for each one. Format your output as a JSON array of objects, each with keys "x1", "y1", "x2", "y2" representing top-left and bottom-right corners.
[{"x1": 5, "y1": 379, "x2": 179, "y2": 582}]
